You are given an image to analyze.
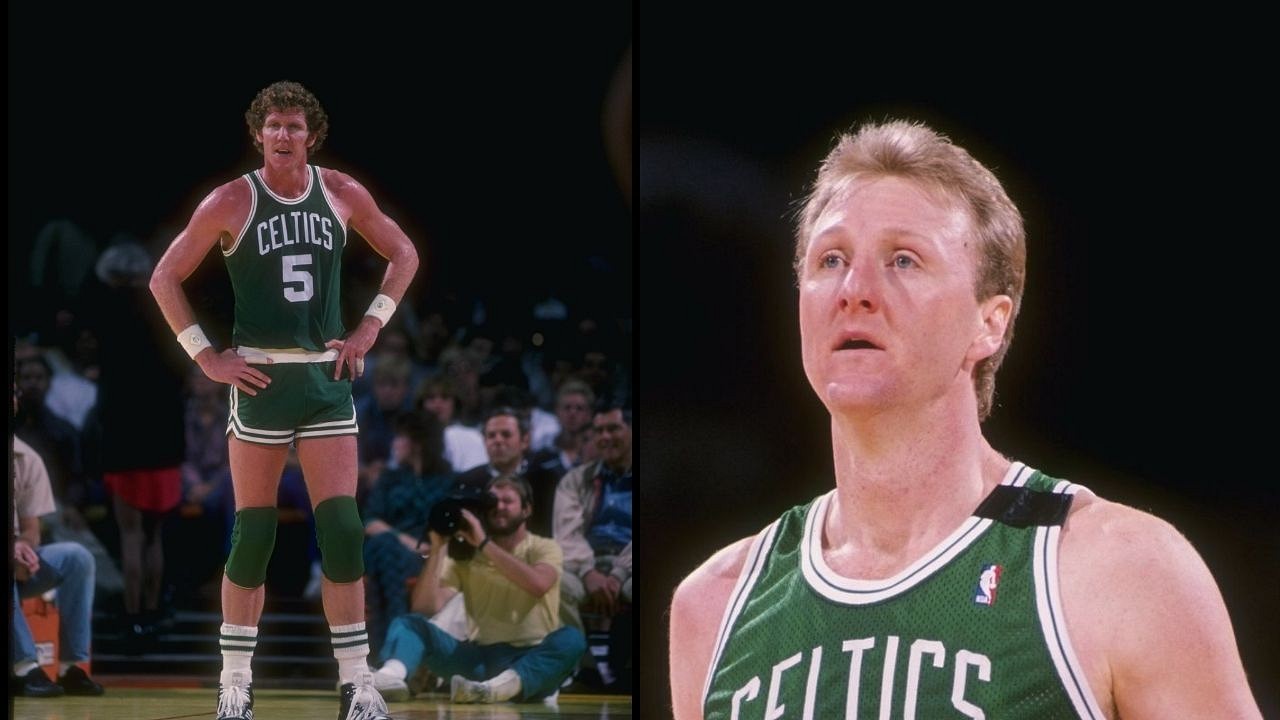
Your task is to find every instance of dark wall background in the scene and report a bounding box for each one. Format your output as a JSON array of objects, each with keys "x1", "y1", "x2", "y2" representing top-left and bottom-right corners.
[
  {"x1": 9, "y1": 5, "x2": 632, "y2": 346},
  {"x1": 637, "y1": 16, "x2": 1277, "y2": 718}
]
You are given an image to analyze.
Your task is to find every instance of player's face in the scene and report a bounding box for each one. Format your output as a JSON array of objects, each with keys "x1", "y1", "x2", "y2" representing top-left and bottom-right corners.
[
  {"x1": 255, "y1": 108, "x2": 315, "y2": 166},
  {"x1": 797, "y1": 176, "x2": 1010, "y2": 415},
  {"x1": 486, "y1": 484, "x2": 528, "y2": 536},
  {"x1": 484, "y1": 415, "x2": 528, "y2": 467}
]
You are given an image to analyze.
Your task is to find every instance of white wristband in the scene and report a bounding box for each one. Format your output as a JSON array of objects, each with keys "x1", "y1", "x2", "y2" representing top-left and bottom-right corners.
[
  {"x1": 178, "y1": 323, "x2": 212, "y2": 360},
  {"x1": 365, "y1": 293, "x2": 396, "y2": 327}
]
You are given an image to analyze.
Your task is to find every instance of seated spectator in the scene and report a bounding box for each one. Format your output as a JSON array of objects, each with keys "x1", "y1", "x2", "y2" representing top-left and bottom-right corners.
[
  {"x1": 492, "y1": 385, "x2": 560, "y2": 454},
  {"x1": 415, "y1": 375, "x2": 487, "y2": 472},
  {"x1": 12, "y1": 435, "x2": 104, "y2": 697},
  {"x1": 553, "y1": 403, "x2": 632, "y2": 687},
  {"x1": 356, "y1": 355, "x2": 414, "y2": 493},
  {"x1": 15, "y1": 353, "x2": 84, "y2": 507},
  {"x1": 362, "y1": 411, "x2": 455, "y2": 653},
  {"x1": 459, "y1": 407, "x2": 561, "y2": 538},
  {"x1": 529, "y1": 380, "x2": 596, "y2": 479},
  {"x1": 371, "y1": 477, "x2": 584, "y2": 704}
]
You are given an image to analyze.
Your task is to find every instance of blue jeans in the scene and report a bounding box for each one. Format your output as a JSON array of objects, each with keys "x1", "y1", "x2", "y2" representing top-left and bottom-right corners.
[
  {"x1": 381, "y1": 614, "x2": 585, "y2": 701},
  {"x1": 12, "y1": 542, "x2": 96, "y2": 664}
]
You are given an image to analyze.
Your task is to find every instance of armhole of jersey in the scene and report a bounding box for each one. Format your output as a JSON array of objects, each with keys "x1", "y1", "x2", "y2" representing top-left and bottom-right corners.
[
  {"x1": 314, "y1": 165, "x2": 349, "y2": 245},
  {"x1": 223, "y1": 174, "x2": 257, "y2": 257},
  {"x1": 1033, "y1": 480, "x2": 1108, "y2": 720},
  {"x1": 700, "y1": 519, "x2": 781, "y2": 711}
]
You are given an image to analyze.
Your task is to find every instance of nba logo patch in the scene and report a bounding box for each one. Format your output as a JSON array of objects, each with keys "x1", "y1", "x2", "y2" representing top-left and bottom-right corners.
[{"x1": 973, "y1": 563, "x2": 1002, "y2": 606}]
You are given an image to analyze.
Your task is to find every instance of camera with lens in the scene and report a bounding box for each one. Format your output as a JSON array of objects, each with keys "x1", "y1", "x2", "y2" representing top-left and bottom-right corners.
[{"x1": 426, "y1": 480, "x2": 497, "y2": 560}]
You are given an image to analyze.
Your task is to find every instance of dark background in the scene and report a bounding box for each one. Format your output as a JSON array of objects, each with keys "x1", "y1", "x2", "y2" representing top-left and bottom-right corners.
[
  {"x1": 637, "y1": 17, "x2": 1277, "y2": 719},
  {"x1": 9, "y1": 5, "x2": 632, "y2": 346}
]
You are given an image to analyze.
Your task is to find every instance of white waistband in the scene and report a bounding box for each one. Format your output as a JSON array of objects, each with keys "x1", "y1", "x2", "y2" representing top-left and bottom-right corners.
[{"x1": 236, "y1": 347, "x2": 339, "y2": 364}]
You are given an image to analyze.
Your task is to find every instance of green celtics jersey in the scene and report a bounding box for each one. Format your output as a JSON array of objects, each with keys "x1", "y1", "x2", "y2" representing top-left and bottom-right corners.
[
  {"x1": 222, "y1": 165, "x2": 347, "y2": 351},
  {"x1": 703, "y1": 462, "x2": 1108, "y2": 719}
]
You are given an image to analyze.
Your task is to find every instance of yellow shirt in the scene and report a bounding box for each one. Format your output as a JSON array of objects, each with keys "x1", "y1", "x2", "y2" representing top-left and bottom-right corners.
[{"x1": 441, "y1": 533, "x2": 562, "y2": 647}]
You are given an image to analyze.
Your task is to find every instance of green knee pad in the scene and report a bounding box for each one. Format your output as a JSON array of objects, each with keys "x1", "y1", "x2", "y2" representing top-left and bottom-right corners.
[
  {"x1": 225, "y1": 507, "x2": 278, "y2": 588},
  {"x1": 314, "y1": 496, "x2": 365, "y2": 583}
]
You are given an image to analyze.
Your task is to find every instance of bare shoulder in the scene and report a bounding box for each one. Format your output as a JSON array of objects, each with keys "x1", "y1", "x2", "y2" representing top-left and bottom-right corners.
[
  {"x1": 318, "y1": 166, "x2": 359, "y2": 192},
  {"x1": 318, "y1": 166, "x2": 380, "y2": 224},
  {"x1": 195, "y1": 176, "x2": 253, "y2": 223},
  {"x1": 670, "y1": 535, "x2": 756, "y2": 720},
  {"x1": 317, "y1": 166, "x2": 371, "y2": 205},
  {"x1": 1059, "y1": 490, "x2": 1260, "y2": 718},
  {"x1": 672, "y1": 535, "x2": 755, "y2": 624}
]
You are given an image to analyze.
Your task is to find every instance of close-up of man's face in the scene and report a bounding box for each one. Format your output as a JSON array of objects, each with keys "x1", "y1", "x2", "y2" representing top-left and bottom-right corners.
[{"x1": 797, "y1": 176, "x2": 1007, "y2": 415}]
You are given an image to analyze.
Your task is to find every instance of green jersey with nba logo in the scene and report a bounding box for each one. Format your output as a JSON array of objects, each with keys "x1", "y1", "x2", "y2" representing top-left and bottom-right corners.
[
  {"x1": 222, "y1": 165, "x2": 347, "y2": 351},
  {"x1": 702, "y1": 462, "x2": 1109, "y2": 719}
]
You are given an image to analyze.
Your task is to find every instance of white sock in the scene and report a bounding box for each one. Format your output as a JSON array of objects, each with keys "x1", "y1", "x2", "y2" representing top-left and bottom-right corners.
[
  {"x1": 331, "y1": 622, "x2": 371, "y2": 685},
  {"x1": 59, "y1": 662, "x2": 75, "y2": 676},
  {"x1": 486, "y1": 668, "x2": 522, "y2": 702},
  {"x1": 219, "y1": 623, "x2": 257, "y2": 685},
  {"x1": 378, "y1": 658, "x2": 408, "y2": 681},
  {"x1": 14, "y1": 660, "x2": 38, "y2": 677}
]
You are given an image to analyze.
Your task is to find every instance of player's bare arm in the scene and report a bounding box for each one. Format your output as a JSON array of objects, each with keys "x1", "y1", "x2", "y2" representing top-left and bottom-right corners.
[
  {"x1": 669, "y1": 535, "x2": 754, "y2": 720},
  {"x1": 319, "y1": 168, "x2": 419, "y2": 380},
  {"x1": 1060, "y1": 497, "x2": 1262, "y2": 720},
  {"x1": 150, "y1": 180, "x2": 272, "y2": 396}
]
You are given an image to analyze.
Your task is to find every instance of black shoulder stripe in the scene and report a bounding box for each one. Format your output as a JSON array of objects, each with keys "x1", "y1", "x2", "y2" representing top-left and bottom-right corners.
[{"x1": 973, "y1": 485, "x2": 1073, "y2": 528}]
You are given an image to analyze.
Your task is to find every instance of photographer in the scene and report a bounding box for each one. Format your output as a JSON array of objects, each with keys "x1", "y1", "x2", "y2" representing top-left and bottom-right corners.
[{"x1": 371, "y1": 477, "x2": 584, "y2": 704}]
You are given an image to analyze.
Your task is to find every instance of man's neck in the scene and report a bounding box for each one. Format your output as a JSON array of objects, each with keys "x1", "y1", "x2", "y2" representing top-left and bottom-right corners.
[
  {"x1": 260, "y1": 163, "x2": 309, "y2": 198},
  {"x1": 601, "y1": 455, "x2": 631, "y2": 476},
  {"x1": 823, "y1": 393, "x2": 1009, "y2": 578}
]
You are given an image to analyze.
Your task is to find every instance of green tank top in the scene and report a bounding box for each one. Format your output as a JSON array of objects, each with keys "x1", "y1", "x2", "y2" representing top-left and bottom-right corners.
[
  {"x1": 702, "y1": 462, "x2": 1108, "y2": 719},
  {"x1": 222, "y1": 165, "x2": 347, "y2": 351}
]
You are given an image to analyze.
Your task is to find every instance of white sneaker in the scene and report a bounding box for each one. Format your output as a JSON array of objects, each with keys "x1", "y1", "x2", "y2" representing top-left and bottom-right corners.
[
  {"x1": 450, "y1": 674, "x2": 492, "y2": 703},
  {"x1": 215, "y1": 671, "x2": 255, "y2": 720},
  {"x1": 371, "y1": 668, "x2": 410, "y2": 702},
  {"x1": 338, "y1": 672, "x2": 393, "y2": 719}
]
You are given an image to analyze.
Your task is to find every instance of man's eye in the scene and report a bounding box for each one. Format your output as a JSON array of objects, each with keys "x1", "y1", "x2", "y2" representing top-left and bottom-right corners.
[
  {"x1": 892, "y1": 254, "x2": 918, "y2": 269},
  {"x1": 819, "y1": 254, "x2": 843, "y2": 269}
]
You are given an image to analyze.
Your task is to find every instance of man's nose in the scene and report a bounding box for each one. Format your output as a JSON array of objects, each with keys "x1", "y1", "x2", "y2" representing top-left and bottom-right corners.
[{"x1": 837, "y1": 258, "x2": 881, "y2": 313}]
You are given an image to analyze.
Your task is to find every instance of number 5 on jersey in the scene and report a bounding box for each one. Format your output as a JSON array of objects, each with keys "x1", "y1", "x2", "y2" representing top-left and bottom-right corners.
[{"x1": 283, "y1": 254, "x2": 314, "y2": 302}]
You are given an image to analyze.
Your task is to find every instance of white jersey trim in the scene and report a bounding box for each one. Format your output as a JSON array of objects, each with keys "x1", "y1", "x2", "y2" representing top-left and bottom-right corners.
[
  {"x1": 223, "y1": 175, "x2": 258, "y2": 257},
  {"x1": 800, "y1": 461, "x2": 1033, "y2": 605},
  {"x1": 253, "y1": 166, "x2": 313, "y2": 205},
  {"x1": 314, "y1": 166, "x2": 349, "y2": 242},
  {"x1": 700, "y1": 519, "x2": 781, "y2": 710},
  {"x1": 1033, "y1": 481, "x2": 1108, "y2": 720}
]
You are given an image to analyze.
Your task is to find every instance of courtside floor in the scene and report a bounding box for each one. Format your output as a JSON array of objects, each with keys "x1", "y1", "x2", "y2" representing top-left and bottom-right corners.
[{"x1": 11, "y1": 687, "x2": 633, "y2": 719}]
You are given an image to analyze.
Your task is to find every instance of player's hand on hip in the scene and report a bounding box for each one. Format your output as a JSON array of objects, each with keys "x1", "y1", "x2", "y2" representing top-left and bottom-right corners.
[
  {"x1": 197, "y1": 348, "x2": 272, "y2": 395},
  {"x1": 326, "y1": 316, "x2": 380, "y2": 381}
]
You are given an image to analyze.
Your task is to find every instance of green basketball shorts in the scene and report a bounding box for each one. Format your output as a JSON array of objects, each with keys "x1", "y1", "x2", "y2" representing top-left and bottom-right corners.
[{"x1": 226, "y1": 348, "x2": 358, "y2": 445}]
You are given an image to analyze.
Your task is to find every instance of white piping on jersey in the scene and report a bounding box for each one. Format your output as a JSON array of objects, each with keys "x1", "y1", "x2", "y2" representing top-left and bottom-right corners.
[
  {"x1": 799, "y1": 461, "x2": 1033, "y2": 605},
  {"x1": 253, "y1": 166, "x2": 314, "y2": 205},
  {"x1": 701, "y1": 519, "x2": 781, "y2": 709},
  {"x1": 1034, "y1": 481, "x2": 1108, "y2": 720},
  {"x1": 223, "y1": 175, "x2": 259, "y2": 257},
  {"x1": 236, "y1": 346, "x2": 339, "y2": 364},
  {"x1": 314, "y1": 166, "x2": 350, "y2": 241}
]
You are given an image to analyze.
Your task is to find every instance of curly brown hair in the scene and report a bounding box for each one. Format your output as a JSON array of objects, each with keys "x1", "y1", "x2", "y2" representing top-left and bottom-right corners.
[{"x1": 244, "y1": 80, "x2": 329, "y2": 156}]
